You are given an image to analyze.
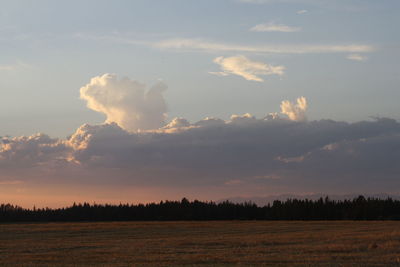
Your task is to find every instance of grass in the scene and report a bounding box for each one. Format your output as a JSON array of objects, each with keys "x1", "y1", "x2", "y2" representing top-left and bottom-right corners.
[{"x1": 1, "y1": 221, "x2": 400, "y2": 266}]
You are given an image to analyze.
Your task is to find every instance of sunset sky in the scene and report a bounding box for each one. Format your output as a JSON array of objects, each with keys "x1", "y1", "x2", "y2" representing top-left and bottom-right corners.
[{"x1": 1, "y1": 0, "x2": 400, "y2": 207}]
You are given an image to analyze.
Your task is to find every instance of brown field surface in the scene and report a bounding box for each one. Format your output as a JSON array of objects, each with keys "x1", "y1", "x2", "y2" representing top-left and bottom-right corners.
[{"x1": 1, "y1": 221, "x2": 400, "y2": 266}]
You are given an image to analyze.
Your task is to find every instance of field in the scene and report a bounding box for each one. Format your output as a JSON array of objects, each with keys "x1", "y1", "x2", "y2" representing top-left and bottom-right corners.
[{"x1": 1, "y1": 221, "x2": 400, "y2": 266}]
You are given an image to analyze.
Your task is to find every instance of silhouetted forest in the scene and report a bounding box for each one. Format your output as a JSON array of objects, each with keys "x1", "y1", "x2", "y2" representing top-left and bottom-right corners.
[{"x1": 2, "y1": 196, "x2": 400, "y2": 222}]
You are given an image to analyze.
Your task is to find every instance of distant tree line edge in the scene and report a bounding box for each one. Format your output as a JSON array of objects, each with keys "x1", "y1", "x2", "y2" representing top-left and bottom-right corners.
[{"x1": 2, "y1": 196, "x2": 400, "y2": 222}]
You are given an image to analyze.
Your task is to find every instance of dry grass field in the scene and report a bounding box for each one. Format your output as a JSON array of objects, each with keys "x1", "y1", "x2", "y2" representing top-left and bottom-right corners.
[{"x1": 1, "y1": 221, "x2": 400, "y2": 266}]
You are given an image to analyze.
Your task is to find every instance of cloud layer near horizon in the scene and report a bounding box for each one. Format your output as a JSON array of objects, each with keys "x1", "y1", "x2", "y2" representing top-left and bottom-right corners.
[
  {"x1": 2, "y1": 113, "x2": 400, "y2": 193},
  {"x1": 2, "y1": 75, "x2": 400, "y2": 197}
]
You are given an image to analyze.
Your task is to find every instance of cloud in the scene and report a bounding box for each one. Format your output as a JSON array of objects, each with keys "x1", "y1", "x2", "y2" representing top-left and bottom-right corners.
[
  {"x1": 0, "y1": 65, "x2": 16, "y2": 71},
  {"x1": 74, "y1": 34, "x2": 375, "y2": 56},
  {"x1": 236, "y1": 0, "x2": 371, "y2": 13},
  {"x1": 208, "y1": 71, "x2": 229, "y2": 77},
  {"x1": 280, "y1": 97, "x2": 308, "y2": 121},
  {"x1": 347, "y1": 54, "x2": 367, "y2": 61},
  {"x1": 164, "y1": 117, "x2": 191, "y2": 128},
  {"x1": 2, "y1": 74, "x2": 400, "y2": 198},
  {"x1": 64, "y1": 115, "x2": 399, "y2": 178},
  {"x1": 297, "y1": 9, "x2": 308, "y2": 14},
  {"x1": 250, "y1": 22, "x2": 301, "y2": 32},
  {"x1": 0, "y1": 134, "x2": 68, "y2": 168},
  {"x1": 0, "y1": 61, "x2": 31, "y2": 71},
  {"x1": 2, "y1": 113, "x2": 400, "y2": 195},
  {"x1": 80, "y1": 74, "x2": 168, "y2": 132},
  {"x1": 154, "y1": 38, "x2": 374, "y2": 55},
  {"x1": 211, "y1": 55, "x2": 285, "y2": 82}
]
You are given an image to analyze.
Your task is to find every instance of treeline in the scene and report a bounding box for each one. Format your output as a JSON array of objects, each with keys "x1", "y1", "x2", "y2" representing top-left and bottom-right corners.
[{"x1": 2, "y1": 196, "x2": 400, "y2": 222}]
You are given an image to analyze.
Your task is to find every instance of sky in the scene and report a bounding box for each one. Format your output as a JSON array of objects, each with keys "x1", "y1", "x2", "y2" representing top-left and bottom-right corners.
[{"x1": 1, "y1": 0, "x2": 400, "y2": 207}]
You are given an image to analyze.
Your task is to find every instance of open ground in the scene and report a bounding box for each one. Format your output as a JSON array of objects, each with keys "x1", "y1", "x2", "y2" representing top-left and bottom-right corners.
[{"x1": 1, "y1": 221, "x2": 400, "y2": 266}]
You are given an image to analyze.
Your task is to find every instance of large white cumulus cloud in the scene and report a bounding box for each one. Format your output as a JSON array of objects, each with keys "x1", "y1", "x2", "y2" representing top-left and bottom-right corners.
[{"x1": 80, "y1": 74, "x2": 168, "y2": 131}]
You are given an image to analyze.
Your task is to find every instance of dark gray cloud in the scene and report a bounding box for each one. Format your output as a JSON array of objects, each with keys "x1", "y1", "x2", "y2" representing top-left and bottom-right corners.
[
  {"x1": 1, "y1": 116, "x2": 400, "y2": 193},
  {"x1": 0, "y1": 133, "x2": 68, "y2": 169}
]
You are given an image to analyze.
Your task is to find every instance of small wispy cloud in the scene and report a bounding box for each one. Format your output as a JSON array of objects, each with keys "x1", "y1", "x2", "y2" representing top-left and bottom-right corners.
[
  {"x1": 208, "y1": 71, "x2": 229, "y2": 77},
  {"x1": 0, "y1": 61, "x2": 31, "y2": 71},
  {"x1": 347, "y1": 54, "x2": 367, "y2": 61},
  {"x1": 250, "y1": 22, "x2": 301, "y2": 32},
  {"x1": 297, "y1": 9, "x2": 308, "y2": 14},
  {"x1": 154, "y1": 38, "x2": 374, "y2": 55},
  {"x1": 74, "y1": 33, "x2": 375, "y2": 56},
  {"x1": 211, "y1": 55, "x2": 285, "y2": 82},
  {"x1": 0, "y1": 65, "x2": 15, "y2": 71}
]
